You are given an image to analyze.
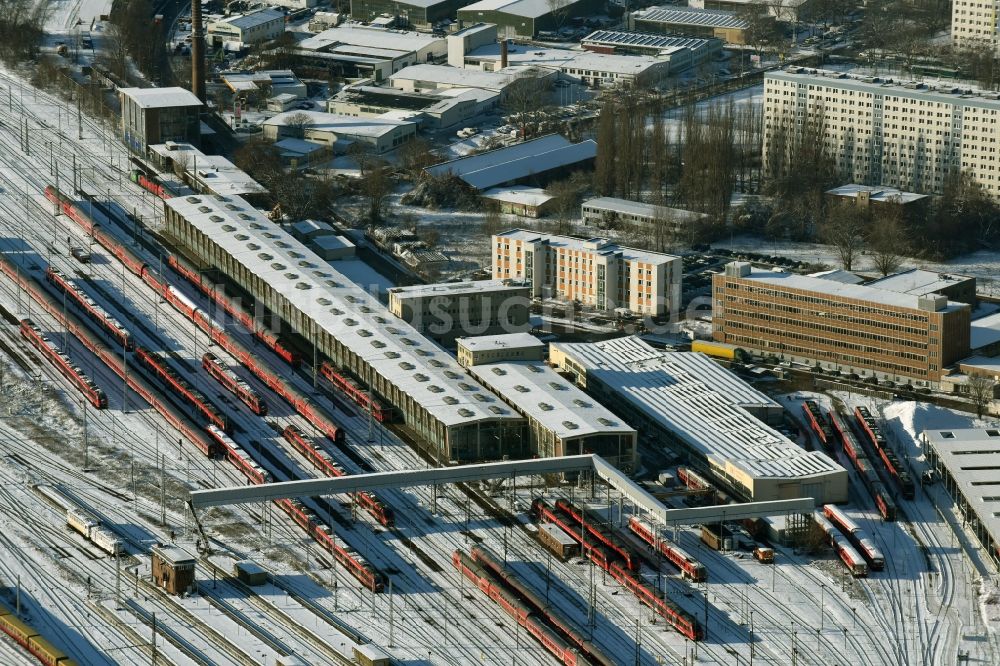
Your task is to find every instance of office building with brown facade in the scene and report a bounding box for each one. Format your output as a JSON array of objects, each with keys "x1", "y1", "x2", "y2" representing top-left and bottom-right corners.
[{"x1": 712, "y1": 262, "x2": 971, "y2": 386}]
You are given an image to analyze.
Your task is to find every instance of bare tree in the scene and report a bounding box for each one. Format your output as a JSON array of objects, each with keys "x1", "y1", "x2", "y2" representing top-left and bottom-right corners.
[
  {"x1": 504, "y1": 75, "x2": 552, "y2": 140},
  {"x1": 821, "y1": 204, "x2": 866, "y2": 271},
  {"x1": 362, "y1": 164, "x2": 392, "y2": 223},
  {"x1": 968, "y1": 374, "x2": 996, "y2": 419},
  {"x1": 283, "y1": 112, "x2": 312, "y2": 140},
  {"x1": 545, "y1": 0, "x2": 572, "y2": 31},
  {"x1": 869, "y1": 206, "x2": 908, "y2": 276}
]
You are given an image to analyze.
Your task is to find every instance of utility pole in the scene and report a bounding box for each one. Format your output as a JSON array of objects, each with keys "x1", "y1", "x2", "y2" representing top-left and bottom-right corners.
[
  {"x1": 151, "y1": 613, "x2": 157, "y2": 665},
  {"x1": 388, "y1": 579, "x2": 395, "y2": 647},
  {"x1": 115, "y1": 554, "x2": 122, "y2": 609},
  {"x1": 160, "y1": 451, "x2": 166, "y2": 526}
]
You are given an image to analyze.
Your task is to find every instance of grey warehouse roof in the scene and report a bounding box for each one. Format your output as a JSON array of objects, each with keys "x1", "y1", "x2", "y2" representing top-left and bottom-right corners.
[
  {"x1": 468, "y1": 360, "x2": 635, "y2": 440},
  {"x1": 581, "y1": 30, "x2": 717, "y2": 51},
  {"x1": 164, "y1": 194, "x2": 521, "y2": 428},
  {"x1": 631, "y1": 6, "x2": 749, "y2": 29},
  {"x1": 552, "y1": 336, "x2": 840, "y2": 481},
  {"x1": 458, "y1": 332, "x2": 545, "y2": 353},
  {"x1": 866, "y1": 269, "x2": 974, "y2": 297},
  {"x1": 461, "y1": 0, "x2": 577, "y2": 19},
  {"x1": 425, "y1": 134, "x2": 596, "y2": 190},
  {"x1": 389, "y1": 279, "x2": 528, "y2": 300},
  {"x1": 583, "y1": 197, "x2": 709, "y2": 222}
]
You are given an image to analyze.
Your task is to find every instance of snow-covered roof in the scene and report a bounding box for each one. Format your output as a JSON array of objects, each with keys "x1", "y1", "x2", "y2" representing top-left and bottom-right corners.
[
  {"x1": 482, "y1": 186, "x2": 555, "y2": 208},
  {"x1": 732, "y1": 265, "x2": 967, "y2": 313},
  {"x1": 495, "y1": 229, "x2": 680, "y2": 267},
  {"x1": 631, "y1": 6, "x2": 749, "y2": 29},
  {"x1": 971, "y1": 311, "x2": 1000, "y2": 349},
  {"x1": 923, "y1": 428, "x2": 1000, "y2": 547},
  {"x1": 866, "y1": 269, "x2": 974, "y2": 296},
  {"x1": 468, "y1": 360, "x2": 635, "y2": 440},
  {"x1": 118, "y1": 87, "x2": 202, "y2": 109},
  {"x1": 274, "y1": 137, "x2": 326, "y2": 155},
  {"x1": 212, "y1": 8, "x2": 284, "y2": 30},
  {"x1": 825, "y1": 183, "x2": 928, "y2": 205},
  {"x1": 299, "y1": 25, "x2": 444, "y2": 53},
  {"x1": 164, "y1": 194, "x2": 520, "y2": 429},
  {"x1": 389, "y1": 279, "x2": 528, "y2": 301},
  {"x1": 467, "y1": 43, "x2": 667, "y2": 76},
  {"x1": 581, "y1": 30, "x2": 717, "y2": 52},
  {"x1": 551, "y1": 336, "x2": 841, "y2": 481},
  {"x1": 808, "y1": 269, "x2": 864, "y2": 285},
  {"x1": 957, "y1": 355, "x2": 1000, "y2": 374},
  {"x1": 264, "y1": 110, "x2": 416, "y2": 138},
  {"x1": 458, "y1": 332, "x2": 545, "y2": 353},
  {"x1": 582, "y1": 197, "x2": 709, "y2": 222},
  {"x1": 389, "y1": 64, "x2": 532, "y2": 90},
  {"x1": 424, "y1": 134, "x2": 597, "y2": 190},
  {"x1": 147, "y1": 143, "x2": 266, "y2": 197},
  {"x1": 460, "y1": 0, "x2": 576, "y2": 18}
]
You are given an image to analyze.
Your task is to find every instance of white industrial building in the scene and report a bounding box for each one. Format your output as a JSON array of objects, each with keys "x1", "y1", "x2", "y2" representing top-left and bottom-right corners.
[
  {"x1": 147, "y1": 142, "x2": 267, "y2": 198},
  {"x1": 163, "y1": 194, "x2": 527, "y2": 461},
  {"x1": 207, "y1": 8, "x2": 285, "y2": 47},
  {"x1": 457, "y1": 332, "x2": 546, "y2": 367},
  {"x1": 389, "y1": 63, "x2": 552, "y2": 101},
  {"x1": 263, "y1": 110, "x2": 417, "y2": 153},
  {"x1": 296, "y1": 26, "x2": 447, "y2": 81},
  {"x1": 549, "y1": 336, "x2": 848, "y2": 503},
  {"x1": 221, "y1": 70, "x2": 307, "y2": 99},
  {"x1": 580, "y1": 30, "x2": 722, "y2": 66}
]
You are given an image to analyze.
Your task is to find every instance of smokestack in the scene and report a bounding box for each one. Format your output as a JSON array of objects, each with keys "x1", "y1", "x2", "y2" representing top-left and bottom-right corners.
[
  {"x1": 191, "y1": 0, "x2": 206, "y2": 103},
  {"x1": 500, "y1": 39, "x2": 508, "y2": 70}
]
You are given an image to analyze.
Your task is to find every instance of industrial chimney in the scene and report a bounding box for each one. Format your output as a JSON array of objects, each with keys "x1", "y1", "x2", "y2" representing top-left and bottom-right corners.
[
  {"x1": 191, "y1": 0, "x2": 206, "y2": 103},
  {"x1": 500, "y1": 39, "x2": 508, "y2": 70}
]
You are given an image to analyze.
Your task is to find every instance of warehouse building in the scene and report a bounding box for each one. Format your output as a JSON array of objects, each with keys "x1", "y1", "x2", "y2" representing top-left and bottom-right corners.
[
  {"x1": 712, "y1": 261, "x2": 972, "y2": 386},
  {"x1": 765, "y1": 68, "x2": 1000, "y2": 199},
  {"x1": 580, "y1": 30, "x2": 722, "y2": 66},
  {"x1": 298, "y1": 25, "x2": 447, "y2": 80},
  {"x1": 467, "y1": 355, "x2": 637, "y2": 469},
  {"x1": 425, "y1": 134, "x2": 597, "y2": 190},
  {"x1": 581, "y1": 197, "x2": 710, "y2": 234},
  {"x1": 482, "y1": 186, "x2": 556, "y2": 217},
  {"x1": 221, "y1": 70, "x2": 307, "y2": 100},
  {"x1": 119, "y1": 87, "x2": 202, "y2": 155},
  {"x1": 207, "y1": 8, "x2": 285, "y2": 47},
  {"x1": 387, "y1": 279, "x2": 531, "y2": 345},
  {"x1": 350, "y1": 0, "x2": 469, "y2": 28},
  {"x1": 147, "y1": 142, "x2": 267, "y2": 199},
  {"x1": 492, "y1": 229, "x2": 682, "y2": 316},
  {"x1": 463, "y1": 42, "x2": 675, "y2": 86},
  {"x1": 690, "y1": 0, "x2": 814, "y2": 22},
  {"x1": 628, "y1": 6, "x2": 753, "y2": 45},
  {"x1": 262, "y1": 110, "x2": 417, "y2": 153},
  {"x1": 550, "y1": 336, "x2": 847, "y2": 503},
  {"x1": 448, "y1": 22, "x2": 499, "y2": 67},
  {"x1": 457, "y1": 0, "x2": 603, "y2": 37},
  {"x1": 924, "y1": 428, "x2": 1000, "y2": 569},
  {"x1": 389, "y1": 63, "x2": 552, "y2": 100},
  {"x1": 457, "y1": 332, "x2": 545, "y2": 367},
  {"x1": 328, "y1": 84, "x2": 498, "y2": 128},
  {"x1": 163, "y1": 194, "x2": 527, "y2": 461}
]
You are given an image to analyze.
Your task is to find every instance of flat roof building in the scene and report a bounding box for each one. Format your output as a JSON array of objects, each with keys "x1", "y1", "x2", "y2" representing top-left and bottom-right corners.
[
  {"x1": 690, "y1": 0, "x2": 814, "y2": 22},
  {"x1": 147, "y1": 142, "x2": 267, "y2": 199},
  {"x1": 389, "y1": 63, "x2": 551, "y2": 100},
  {"x1": 388, "y1": 279, "x2": 531, "y2": 346},
  {"x1": 328, "y1": 85, "x2": 498, "y2": 129},
  {"x1": 458, "y1": 0, "x2": 604, "y2": 37},
  {"x1": 713, "y1": 261, "x2": 972, "y2": 385},
  {"x1": 164, "y1": 194, "x2": 527, "y2": 462},
  {"x1": 581, "y1": 197, "x2": 710, "y2": 237},
  {"x1": 580, "y1": 30, "x2": 722, "y2": 66},
  {"x1": 766, "y1": 68, "x2": 1000, "y2": 199},
  {"x1": 425, "y1": 134, "x2": 597, "y2": 190},
  {"x1": 350, "y1": 0, "x2": 470, "y2": 28},
  {"x1": 493, "y1": 229, "x2": 682, "y2": 316},
  {"x1": 468, "y1": 358, "x2": 637, "y2": 469},
  {"x1": 550, "y1": 336, "x2": 847, "y2": 503},
  {"x1": 221, "y1": 70, "x2": 307, "y2": 99},
  {"x1": 207, "y1": 8, "x2": 285, "y2": 46},
  {"x1": 295, "y1": 26, "x2": 447, "y2": 82},
  {"x1": 457, "y1": 332, "x2": 546, "y2": 367},
  {"x1": 119, "y1": 87, "x2": 202, "y2": 154},
  {"x1": 482, "y1": 186, "x2": 556, "y2": 218},
  {"x1": 628, "y1": 6, "x2": 753, "y2": 45},
  {"x1": 867, "y1": 269, "x2": 976, "y2": 307},
  {"x1": 262, "y1": 110, "x2": 417, "y2": 153},
  {"x1": 924, "y1": 428, "x2": 1000, "y2": 568}
]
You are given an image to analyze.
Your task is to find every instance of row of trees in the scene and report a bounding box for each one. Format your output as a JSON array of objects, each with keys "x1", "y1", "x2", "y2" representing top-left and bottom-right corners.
[
  {"x1": 106, "y1": 0, "x2": 169, "y2": 84},
  {"x1": 0, "y1": 0, "x2": 44, "y2": 65}
]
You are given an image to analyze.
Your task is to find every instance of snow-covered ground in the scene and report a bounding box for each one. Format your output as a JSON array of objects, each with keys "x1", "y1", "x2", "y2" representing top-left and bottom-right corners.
[{"x1": 39, "y1": 0, "x2": 111, "y2": 34}]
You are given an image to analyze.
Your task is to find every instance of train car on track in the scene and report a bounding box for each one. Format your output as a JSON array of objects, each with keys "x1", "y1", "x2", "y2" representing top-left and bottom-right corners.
[
  {"x1": 814, "y1": 512, "x2": 868, "y2": 577},
  {"x1": 66, "y1": 508, "x2": 122, "y2": 557},
  {"x1": 129, "y1": 169, "x2": 172, "y2": 199},
  {"x1": 206, "y1": 425, "x2": 272, "y2": 485},
  {"x1": 823, "y1": 504, "x2": 885, "y2": 571},
  {"x1": 802, "y1": 400, "x2": 835, "y2": 453},
  {"x1": 554, "y1": 499, "x2": 640, "y2": 572},
  {"x1": 135, "y1": 347, "x2": 230, "y2": 432},
  {"x1": 628, "y1": 516, "x2": 707, "y2": 581},
  {"x1": 830, "y1": 410, "x2": 898, "y2": 522},
  {"x1": 0, "y1": 600, "x2": 77, "y2": 666},
  {"x1": 281, "y1": 425, "x2": 394, "y2": 527},
  {"x1": 19, "y1": 319, "x2": 107, "y2": 409},
  {"x1": 319, "y1": 362, "x2": 392, "y2": 422},
  {"x1": 202, "y1": 352, "x2": 267, "y2": 415},
  {"x1": 44, "y1": 267, "x2": 134, "y2": 351},
  {"x1": 854, "y1": 406, "x2": 914, "y2": 500}
]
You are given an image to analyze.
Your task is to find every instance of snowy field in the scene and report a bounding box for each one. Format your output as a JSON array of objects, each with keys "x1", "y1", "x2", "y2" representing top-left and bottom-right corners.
[{"x1": 39, "y1": 0, "x2": 111, "y2": 34}]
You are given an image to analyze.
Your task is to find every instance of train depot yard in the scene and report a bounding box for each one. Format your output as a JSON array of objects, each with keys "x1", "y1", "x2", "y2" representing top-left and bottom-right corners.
[{"x1": 0, "y1": 60, "x2": 998, "y2": 666}]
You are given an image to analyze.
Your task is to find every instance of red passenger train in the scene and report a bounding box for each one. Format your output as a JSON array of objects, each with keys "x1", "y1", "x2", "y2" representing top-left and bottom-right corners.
[
  {"x1": 822, "y1": 504, "x2": 885, "y2": 571},
  {"x1": 167, "y1": 254, "x2": 300, "y2": 366},
  {"x1": 19, "y1": 319, "x2": 107, "y2": 409},
  {"x1": 44, "y1": 267, "x2": 134, "y2": 351},
  {"x1": 854, "y1": 406, "x2": 915, "y2": 500},
  {"x1": 135, "y1": 346, "x2": 230, "y2": 432},
  {"x1": 318, "y1": 362, "x2": 392, "y2": 422},
  {"x1": 814, "y1": 511, "x2": 869, "y2": 577},
  {"x1": 206, "y1": 425, "x2": 272, "y2": 485},
  {"x1": 44, "y1": 185, "x2": 347, "y2": 443},
  {"x1": 628, "y1": 516, "x2": 707, "y2": 582},
  {"x1": 802, "y1": 400, "x2": 835, "y2": 452},
  {"x1": 554, "y1": 499, "x2": 640, "y2": 572},
  {"x1": 202, "y1": 352, "x2": 267, "y2": 415},
  {"x1": 129, "y1": 169, "x2": 172, "y2": 199},
  {"x1": 281, "y1": 425, "x2": 394, "y2": 527},
  {"x1": 828, "y1": 410, "x2": 898, "y2": 522}
]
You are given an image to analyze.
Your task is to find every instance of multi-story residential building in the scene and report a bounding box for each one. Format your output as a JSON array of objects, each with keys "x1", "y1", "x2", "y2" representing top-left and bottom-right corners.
[
  {"x1": 951, "y1": 0, "x2": 999, "y2": 49},
  {"x1": 492, "y1": 230, "x2": 682, "y2": 316},
  {"x1": 387, "y1": 280, "x2": 531, "y2": 346},
  {"x1": 712, "y1": 262, "x2": 972, "y2": 386},
  {"x1": 764, "y1": 67, "x2": 1000, "y2": 198}
]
